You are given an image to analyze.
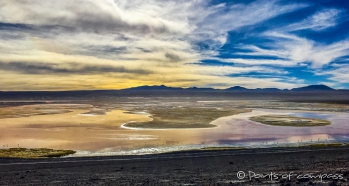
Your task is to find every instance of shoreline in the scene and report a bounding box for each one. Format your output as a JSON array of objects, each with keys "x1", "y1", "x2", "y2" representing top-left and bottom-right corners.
[
  {"x1": 65, "y1": 141, "x2": 349, "y2": 157},
  {"x1": 120, "y1": 122, "x2": 219, "y2": 130}
]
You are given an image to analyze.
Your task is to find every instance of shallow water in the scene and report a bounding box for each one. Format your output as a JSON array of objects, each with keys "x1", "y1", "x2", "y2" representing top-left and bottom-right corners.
[
  {"x1": 202, "y1": 109, "x2": 349, "y2": 146},
  {"x1": 0, "y1": 106, "x2": 348, "y2": 156}
]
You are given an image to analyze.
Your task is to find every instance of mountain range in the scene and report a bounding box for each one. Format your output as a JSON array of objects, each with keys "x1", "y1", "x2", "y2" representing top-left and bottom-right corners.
[
  {"x1": 121, "y1": 84, "x2": 339, "y2": 92},
  {"x1": 0, "y1": 84, "x2": 348, "y2": 100}
]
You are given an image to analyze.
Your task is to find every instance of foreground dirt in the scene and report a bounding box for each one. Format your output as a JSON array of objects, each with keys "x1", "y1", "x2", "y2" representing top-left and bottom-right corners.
[{"x1": 0, "y1": 147, "x2": 348, "y2": 186}]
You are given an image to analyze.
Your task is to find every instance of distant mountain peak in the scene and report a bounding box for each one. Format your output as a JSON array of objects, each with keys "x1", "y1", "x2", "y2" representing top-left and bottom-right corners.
[
  {"x1": 291, "y1": 84, "x2": 335, "y2": 91},
  {"x1": 122, "y1": 85, "x2": 182, "y2": 90},
  {"x1": 225, "y1": 86, "x2": 248, "y2": 90},
  {"x1": 225, "y1": 86, "x2": 282, "y2": 92}
]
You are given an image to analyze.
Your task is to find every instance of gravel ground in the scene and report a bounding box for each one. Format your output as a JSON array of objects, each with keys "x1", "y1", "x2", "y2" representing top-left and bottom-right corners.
[{"x1": 0, "y1": 147, "x2": 348, "y2": 186}]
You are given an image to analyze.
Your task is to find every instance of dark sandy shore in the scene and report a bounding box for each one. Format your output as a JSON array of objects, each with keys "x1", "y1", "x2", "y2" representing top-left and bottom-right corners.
[{"x1": 0, "y1": 147, "x2": 348, "y2": 186}]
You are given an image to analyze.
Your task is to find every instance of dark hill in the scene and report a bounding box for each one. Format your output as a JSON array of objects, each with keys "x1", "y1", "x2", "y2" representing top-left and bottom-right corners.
[
  {"x1": 225, "y1": 86, "x2": 248, "y2": 91},
  {"x1": 122, "y1": 85, "x2": 183, "y2": 91},
  {"x1": 291, "y1": 85, "x2": 335, "y2": 91}
]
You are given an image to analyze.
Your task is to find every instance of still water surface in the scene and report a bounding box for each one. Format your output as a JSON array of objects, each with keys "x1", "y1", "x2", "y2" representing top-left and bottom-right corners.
[{"x1": 0, "y1": 107, "x2": 348, "y2": 156}]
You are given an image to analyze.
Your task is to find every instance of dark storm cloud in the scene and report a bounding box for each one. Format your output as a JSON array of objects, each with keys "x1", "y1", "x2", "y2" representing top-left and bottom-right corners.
[{"x1": 0, "y1": 62, "x2": 151, "y2": 75}]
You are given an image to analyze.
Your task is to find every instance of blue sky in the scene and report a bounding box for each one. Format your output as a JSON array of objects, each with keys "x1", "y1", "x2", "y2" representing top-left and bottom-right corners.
[
  {"x1": 201, "y1": 0, "x2": 349, "y2": 89},
  {"x1": 0, "y1": 0, "x2": 348, "y2": 90}
]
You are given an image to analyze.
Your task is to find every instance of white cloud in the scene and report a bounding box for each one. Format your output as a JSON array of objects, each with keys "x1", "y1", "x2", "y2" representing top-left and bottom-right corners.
[
  {"x1": 316, "y1": 64, "x2": 349, "y2": 84},
  {"x1": 219, "y1": 7, "x2": 347, "y2": 77},
  {"x1": 210, "y1": 57, "x2": 296, "y2": 66},
  {"x1": 236, "y1": 32, "x2": 349, "y2": 68},
  {"x1": 0, "y1": 0, "x2": 189, "y2": 35},
  {"x1": 190, "y1": 65, "x2": 288, "y2": 76},
  {"x1": 280, "y1": 8, "x2": 343, "y2": 32}
]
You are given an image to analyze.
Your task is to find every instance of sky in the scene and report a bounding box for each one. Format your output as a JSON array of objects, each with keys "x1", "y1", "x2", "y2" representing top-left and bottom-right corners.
[{"x1": 0, "y1": 0, "x2": 349, "y2": 91}]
